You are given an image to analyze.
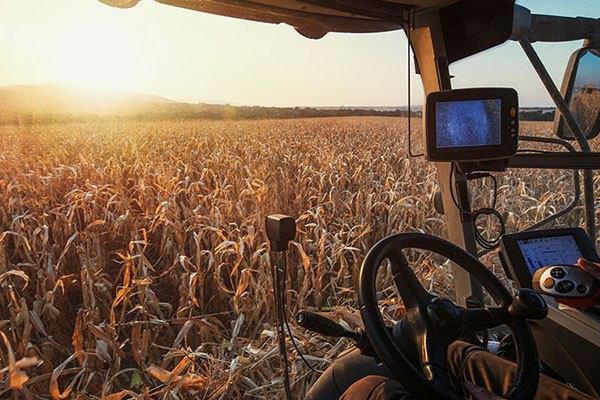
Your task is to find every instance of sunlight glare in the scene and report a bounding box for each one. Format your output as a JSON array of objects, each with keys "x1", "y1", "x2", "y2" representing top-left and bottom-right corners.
[{"x1": 49, "y1": 20, "x2": 142, "y2": 91}]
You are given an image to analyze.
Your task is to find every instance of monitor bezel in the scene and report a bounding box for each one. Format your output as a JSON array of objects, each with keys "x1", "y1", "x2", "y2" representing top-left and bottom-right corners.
[{"x1": 424, "y1": 88, "x2": 519, "y2": 162}]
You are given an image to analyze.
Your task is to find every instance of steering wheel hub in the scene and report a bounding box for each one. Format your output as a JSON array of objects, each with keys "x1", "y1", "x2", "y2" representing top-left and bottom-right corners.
[{"x1": 427, "y1": 297, "x2": 461, "y2": 335}]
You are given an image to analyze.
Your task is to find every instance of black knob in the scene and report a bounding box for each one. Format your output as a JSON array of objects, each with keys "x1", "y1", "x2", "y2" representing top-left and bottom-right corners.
[
  {"x1": 508, "y1": 289, "x2": 548, "y2": 321},
  {"x1": 550, "y1": 267, "x2": 566, "y2": 279},
  {"x1": 555, "y1": 280, "x2": 575, "y2": 294}
]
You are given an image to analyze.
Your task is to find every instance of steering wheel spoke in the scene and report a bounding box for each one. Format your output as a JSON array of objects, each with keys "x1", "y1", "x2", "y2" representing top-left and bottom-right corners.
[
  {"x1": 418, "y1": 331, "x2": 453, "y2": 389},
  {"x1": 388, "y1": 246, "x2": 432, "y2": 308},
  {"x1": 457, "y1": 306, "x2": 509, "y2": 337}
]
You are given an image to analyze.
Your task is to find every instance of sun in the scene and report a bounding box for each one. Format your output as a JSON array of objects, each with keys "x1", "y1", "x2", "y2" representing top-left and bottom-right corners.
[{"x1": 49, "y1": 20, "x2": 142, "y2": 91}]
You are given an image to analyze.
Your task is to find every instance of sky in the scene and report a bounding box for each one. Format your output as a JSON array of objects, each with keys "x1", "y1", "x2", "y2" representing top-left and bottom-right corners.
[
  {"x1": 0, "y1": 0, "x2": 598, "y2": 107},
  {"x1": 574, "y1": 50, "x2": 600, "y2": 88}
]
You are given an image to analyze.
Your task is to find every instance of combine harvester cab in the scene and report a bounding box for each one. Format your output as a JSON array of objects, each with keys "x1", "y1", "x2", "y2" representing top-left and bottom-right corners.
[{"x1": 93, "y1": 1, "x2": 600, "y2": 399}]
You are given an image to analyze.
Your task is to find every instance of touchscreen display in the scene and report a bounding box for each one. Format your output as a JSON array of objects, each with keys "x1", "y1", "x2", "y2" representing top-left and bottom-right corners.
[
  {"x1": 436, "y1": 99, "x2": 502, "y2": 148},
  {"x1": 517, "y1": 235, "x2": 583, "y2": 274}
]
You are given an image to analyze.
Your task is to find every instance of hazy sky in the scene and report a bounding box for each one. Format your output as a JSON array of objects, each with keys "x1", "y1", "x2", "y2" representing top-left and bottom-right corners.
[{"x1": 0, "y1": 0, "x2": 598, "y2": 106}]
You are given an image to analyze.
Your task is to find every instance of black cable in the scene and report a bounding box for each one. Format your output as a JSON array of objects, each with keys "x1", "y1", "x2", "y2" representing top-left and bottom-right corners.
[
  {"x1": 281, "y1": 253, "x2": 323, "y2": 374},
  {"x1": 270, "y1": 253, "x2": 293, "y2": 400},
  {"x1": 472, "y1": 208, "x2": 505, "y2": 249},
  {"x1": 277, "y1": 265, "x2": 293, "y2": 399},
  {"x1": 449, "y1": 164, "x2": 506, "y2": 250}
]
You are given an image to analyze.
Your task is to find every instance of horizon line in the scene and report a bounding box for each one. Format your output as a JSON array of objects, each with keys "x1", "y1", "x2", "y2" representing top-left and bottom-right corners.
[{"x1": 0, "y1": 83, "x2": 558, "y2": 109}]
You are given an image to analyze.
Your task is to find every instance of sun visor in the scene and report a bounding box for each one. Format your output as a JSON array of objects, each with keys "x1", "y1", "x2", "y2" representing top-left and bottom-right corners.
[{"x1": 97, "y1": 0, "x2": 515, "y2": 57}]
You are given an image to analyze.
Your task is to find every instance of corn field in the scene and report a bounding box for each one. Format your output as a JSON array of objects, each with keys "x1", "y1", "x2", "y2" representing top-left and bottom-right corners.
[{"x1": 0, "y1": 117, "x2": 598, "y2": 399}]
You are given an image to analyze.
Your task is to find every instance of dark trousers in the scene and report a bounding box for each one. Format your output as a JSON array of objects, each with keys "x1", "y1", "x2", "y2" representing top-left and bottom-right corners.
[{"x1": 340, "y1": 341, "x2": 594, "y2": 400}]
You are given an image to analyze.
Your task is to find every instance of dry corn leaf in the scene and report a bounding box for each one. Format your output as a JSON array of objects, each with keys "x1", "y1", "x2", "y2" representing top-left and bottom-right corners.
[
  {"x1": 228, "y1": 313, "x2": 244, "y2": 351},
  {"x1": 0, "y1": 269, "x2": 29, "y2": 289},
  {"x1": 173, "y1": 319, "x2": 194, "y2": 348},
  {"x1": 87, "y1": 324, "x2": 125, "y2": 357},
  {"x1": 49, "y1": 352, "x2": 80, "y2": 399},
  {"x1": 9, "y1": 370, "x2": 28, "y2": 390},
  {"x1": 71, "y1": 310, "x2": 85, "y2": 366},
  {"x1": 1, "y1": 330, "x2": 33, "y2": 391},
  {"x1": 146, "y1": 356, "x2": 207, "y2": 390}
]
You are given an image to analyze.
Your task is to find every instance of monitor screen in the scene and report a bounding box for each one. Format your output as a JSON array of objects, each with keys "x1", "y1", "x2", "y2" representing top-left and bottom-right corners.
[
  {"x1": 517, "y1": 235, "x2": 583, "y2": 274},
  {"x1": 435, "y1": 99, "x2": 502, "y2": 148}
]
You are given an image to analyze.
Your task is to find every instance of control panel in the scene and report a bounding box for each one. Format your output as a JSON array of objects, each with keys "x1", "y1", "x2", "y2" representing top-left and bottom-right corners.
[
  {"x1": 499, "y1": 227, "x2": 599, "y2": 289},
  {"x1": 533, "y1": 265, "x2": 596, "y2": 298}
]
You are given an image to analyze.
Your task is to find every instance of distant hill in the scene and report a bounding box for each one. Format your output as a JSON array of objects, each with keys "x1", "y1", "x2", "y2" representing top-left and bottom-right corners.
[
  {"x1": 0, "y1": 85, "x2": 555, "y2": 125},
  {"x1": 0, "y1": 85, "x2": 174, "y2": 123}
]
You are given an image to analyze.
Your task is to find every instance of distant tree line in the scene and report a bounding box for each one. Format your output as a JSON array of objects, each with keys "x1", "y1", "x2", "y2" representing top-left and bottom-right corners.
[
  {"x1": 0, "y1": 104, "x2": 556, "y2": 126},
  {"x1": 519, "y1": 109, "x2": 555, "y2": 121}
]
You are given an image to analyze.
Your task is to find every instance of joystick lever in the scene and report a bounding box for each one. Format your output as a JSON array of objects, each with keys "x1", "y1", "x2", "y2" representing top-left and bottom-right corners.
[
  {"x1": 296, "y1": 310, "x2": 383, "y2": 358},
  {"x1": 265, "y1": 213, "x2": 296, "y2": 400},
  {"x1": 296, "y1": 310, "x2": 361, "y2": 341},
  {"x1": 265, "y1": 214, "x2": 296, "y2": 252}
]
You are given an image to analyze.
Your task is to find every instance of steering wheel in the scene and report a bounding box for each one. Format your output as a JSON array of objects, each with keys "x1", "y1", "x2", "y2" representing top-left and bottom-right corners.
[{"x1": 358, "y1": 233, "x2": 548, "y2": 400}]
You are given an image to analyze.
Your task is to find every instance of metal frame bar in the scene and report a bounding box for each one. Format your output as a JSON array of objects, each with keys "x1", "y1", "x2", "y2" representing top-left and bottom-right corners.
[
  {"x1": 154, "y1": 0, "x2": 402, "y2": 38},
  {"x1": 295, "y1": 0, "x2": 411, "y2": 21},
  {"x1": 518, "y1": 136, "x2": 581, "y2": 234},
  {"x1": 410, "y1": 8, "x2": 483, "y2": 307},
  {"x1": 512, "y1": 5, "x2": 600, "y2": 43},
  {"x1": 516, "y1": 36, "x2": 596, "y2": 242},
  {"x1": 508, "y1": 153, "x2": 600, "y2": 170}
]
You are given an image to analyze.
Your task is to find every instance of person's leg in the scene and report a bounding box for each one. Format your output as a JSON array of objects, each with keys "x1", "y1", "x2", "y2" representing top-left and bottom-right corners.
[
  {"x1": 339, "y1": 375, "x2": 414, "y2": 400},
  {"x1": 340, "y1": 341, "x2": 595, "y2": 400},
  {"x1": 448, "y1": 341, "x2": 595, "y2": 400}
]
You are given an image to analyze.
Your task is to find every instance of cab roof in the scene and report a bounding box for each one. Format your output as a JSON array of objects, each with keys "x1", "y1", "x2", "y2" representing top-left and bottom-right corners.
[{"x1": 99, "y1": 0, "x2": 515, "y2": 62}]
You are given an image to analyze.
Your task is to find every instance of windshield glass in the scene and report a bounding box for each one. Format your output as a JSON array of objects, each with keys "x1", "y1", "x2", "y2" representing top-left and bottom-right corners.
[{"x1": 0, "y1": 1, "x2": 598, "y2": 399}]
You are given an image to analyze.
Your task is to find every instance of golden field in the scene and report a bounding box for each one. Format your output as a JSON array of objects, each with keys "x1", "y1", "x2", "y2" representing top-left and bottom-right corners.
[{"x1": 0, "y1": 117, "x2": 597, "y2": 398}]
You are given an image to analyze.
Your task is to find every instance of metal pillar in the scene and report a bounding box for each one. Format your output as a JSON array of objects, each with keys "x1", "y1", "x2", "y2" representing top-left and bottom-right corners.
[{"x1": 409, "y1": 9, "x2": 483, "y2": 307}]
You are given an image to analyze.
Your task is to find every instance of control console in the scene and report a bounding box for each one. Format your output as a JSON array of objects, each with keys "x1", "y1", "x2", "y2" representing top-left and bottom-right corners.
[
  {"x1": 499, "y1": 228, "x2": 600, "y2": 397},
  {"x1": 499, "y1": 227, "x2": 599, "y2": 290},
  {"x1": 532, "y1": 265, "x2": 600, "y2": 307}
]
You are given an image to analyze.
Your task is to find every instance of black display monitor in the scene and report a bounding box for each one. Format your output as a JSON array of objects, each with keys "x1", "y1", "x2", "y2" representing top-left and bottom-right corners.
[{"x1": 424, "y1": 88, "x2": 519, "y2": 161}]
